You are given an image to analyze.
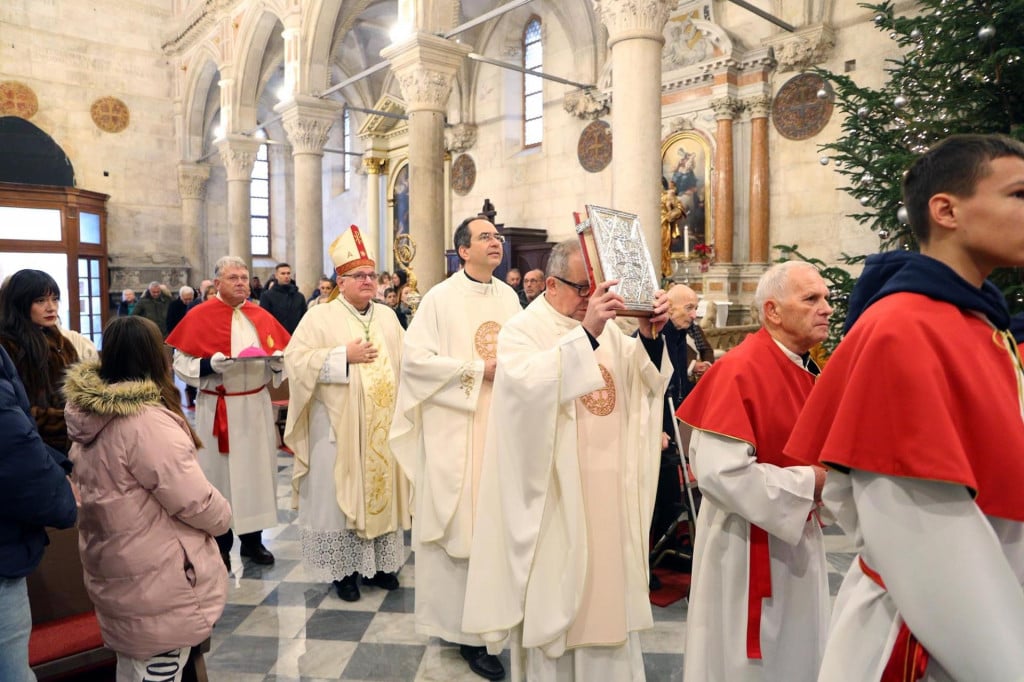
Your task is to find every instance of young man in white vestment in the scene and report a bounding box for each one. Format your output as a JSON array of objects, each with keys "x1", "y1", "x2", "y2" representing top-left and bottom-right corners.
[
  {"x1": 676, "y1": 261, "x2": 832, "y2": 682},
  {"x1": 284, "y1": 226, "x2": 409, "y2": 602},
  {"x1": 462, "y1": 238, "x2": 671, "y2": 682},
  {"x1": 167, "y1": 256, "x2": 290, "y2": 569},
  {"x1": 390, "y1": 215, "x2": 523, "y2": 680}
]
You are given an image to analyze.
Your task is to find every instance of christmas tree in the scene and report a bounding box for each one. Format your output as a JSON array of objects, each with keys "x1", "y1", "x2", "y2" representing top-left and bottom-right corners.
[{"x1": 788, "y1": 0, "x2": 1024, "y2": 347}]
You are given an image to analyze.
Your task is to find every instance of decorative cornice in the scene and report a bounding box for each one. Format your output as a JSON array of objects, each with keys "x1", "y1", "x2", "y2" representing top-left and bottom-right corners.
[
  {"x1": 661, "y1": 48, "x2": 774, "y2": 93},
  {"x1": 563, "y1": 89, "x2": 610, "y2": 120},
  {"x1": 594, "y1": 0, "x2": 674, "y2": 45},
  {"x1": 743, "y1": 95, "x2": 772, "y2": 118},
  {"x1": 762, "y1": 24, "x2": 835, "y2": 73},
  {"x1": 710, "y1": 96, "x2": 741, "y2": 120},
  {"x1": 381, "y1": 33, "x2": 472, "y2": 113},
  {"x1": 217, "y1": 136, "x2": 260, "y2": 181},
  {"x1": 161, "y1": 0, "x2": 235, "y2": 56},
  {"x1": 275, "y1": 95, "x2": 340, "y2": 155},
  {"x1": 445, "y1": 123, "x2": 478, "y2": 153},
  {"x1": 177, "y1": 162, "x2": 211, "y2": 200}
]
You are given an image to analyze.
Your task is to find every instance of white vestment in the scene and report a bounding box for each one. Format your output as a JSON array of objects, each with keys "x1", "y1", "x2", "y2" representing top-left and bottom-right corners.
[
  {"x1": 284, "y1": 299, "x2": 409, "y2": 580},
  {"x1": 462, "y1": 294, "x2": 670, "y2": 681},
  {"x1": 683, "y1": 430, "x2": 829, "y2": 682},
  {"x1": 390, "y1": 272, "x2": 522, "y2": 644},
  {"x1": 172, "y1": 306, "x2": 281, "y2": 535}
]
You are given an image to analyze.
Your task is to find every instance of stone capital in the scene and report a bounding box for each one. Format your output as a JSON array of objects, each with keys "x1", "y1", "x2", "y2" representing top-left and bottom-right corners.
[
  {"x1": 593, "y1": 0, "x2": 674, "y2": 46},
  {"x1": 445, "y1": 123, "x2": 478, "y2": 153},
  {"x1": 217, "y1": 135, "x2": 261, "y2": 181},
  {"x1": 762, "y1": 24, "x2": 835, "y2": 73},
  {"x1": 381, "y1": 33, "x2": 472, "y2": 112},
  {"x1": 743, "y1": 95, "x2": 772, "y2": 118},
  {"x1": 275, "y1": 95, "x2": 340, "y2": 155},
  {"x1": 177, "y1": 162, "x2": 211, "y2": 200},
  {"x1": 362, "y1": 155, "x2": 388, "y2": 175},
  {"x1": 710, "y1": 96, "x2": 741, "y2": 120}
]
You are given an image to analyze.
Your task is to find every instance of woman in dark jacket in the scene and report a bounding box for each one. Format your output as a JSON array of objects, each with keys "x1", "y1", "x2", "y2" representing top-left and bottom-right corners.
[
  {"x1": 0, "y1": 269, "x2": 80, "y2": 453},
  {"x1": 0, "y1": 345, "x2": 77, "y2": 680}
]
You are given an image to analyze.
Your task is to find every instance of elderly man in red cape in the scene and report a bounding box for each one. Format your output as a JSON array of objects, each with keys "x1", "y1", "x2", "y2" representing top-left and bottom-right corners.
[
  {"x1": 785, "y1": 134, "x2": 1024, "y2": 681},
  {"x1": 166, "y1": 255, "x2": 289, "y2": 569},
  {"x1": 676, "y1": 260, "x2": 832, "y2": 682}
]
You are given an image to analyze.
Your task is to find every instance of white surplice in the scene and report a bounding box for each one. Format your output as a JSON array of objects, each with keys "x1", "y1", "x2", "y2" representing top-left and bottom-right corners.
[
  {"x1": 462, "y1": 294, "x2": 670, "y2": 681},
  {"x1": 172, "y1": 307, "x2": 281, "y2": 535},
  {"x1": 283, "y1": 299, "x2": 409, "y2": 580},
  {"x1": 389, "y1": 272, "x2": 522, "y2": 644}
]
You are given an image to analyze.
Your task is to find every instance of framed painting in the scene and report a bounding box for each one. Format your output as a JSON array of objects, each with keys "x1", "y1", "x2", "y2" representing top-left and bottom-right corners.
[{"x1": 660, "y1": 131, "x2": 712, "y2": 257}]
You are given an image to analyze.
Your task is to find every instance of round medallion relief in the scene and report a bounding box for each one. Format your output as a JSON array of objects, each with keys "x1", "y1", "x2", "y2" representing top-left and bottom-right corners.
[
  {"x1": 772, "y1": 73, "x2": 833, "y2": 141},
  {"x1": 0, "y1": 81, "x2": 39, "y2": 119},
  {"x1": 90, "y1": 96, "x2": 130, "y2": 133},
  {"x1": 451, "y1": 154, "x2": 476, "y2": 196},
  {"x1": 577, "y1": 120, "x2": 612, "y2": 173}
]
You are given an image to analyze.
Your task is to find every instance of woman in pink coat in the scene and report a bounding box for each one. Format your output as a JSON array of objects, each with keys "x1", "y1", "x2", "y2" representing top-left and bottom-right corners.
[{"x1": 64, "y1": 316, "x2": 231, "y2": 681}]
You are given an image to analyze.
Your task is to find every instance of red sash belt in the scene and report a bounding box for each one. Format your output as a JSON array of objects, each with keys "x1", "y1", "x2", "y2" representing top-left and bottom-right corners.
[
  {"x1": 746, "y1": 524, "x2": 772, "y2": 658},
  {"x1": 858, "y1": 557, "x2": 930, "y2": 682},
  {"x1": 200, "y1": 385, "x2": 266, "y2": 454}
]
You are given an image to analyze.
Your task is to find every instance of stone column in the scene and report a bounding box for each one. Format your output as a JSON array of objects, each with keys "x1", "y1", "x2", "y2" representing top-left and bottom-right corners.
[
  {"x1": 177, "y1": 162, "x2": 211, "y2": 281},
  {"x1": 217, "y1": 135, "x2": 261, "y2": 266},
  {"x1": 595, "y1": 0, "x2": 673, "y2": 270},
  {"x1": 746, "y1": 95, "x2": 771, "y2": 263},
  {"x1": 382, "y1": 34, "x2": 471, "y2": 290},
  {"x1": 276, "y1": 95, "x2": 339, "y2": 297},
  {"x1": 710, "y1": 97, "x2": 739, "y2": 264},
  {"x1": 362, "y1": 155, "x2": 387, "y2": 257}
]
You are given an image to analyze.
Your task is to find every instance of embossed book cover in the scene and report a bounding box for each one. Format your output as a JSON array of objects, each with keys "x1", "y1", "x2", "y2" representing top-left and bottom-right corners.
[{"x1": 574, "y1": 205, "x2": 658, "y2": 317}]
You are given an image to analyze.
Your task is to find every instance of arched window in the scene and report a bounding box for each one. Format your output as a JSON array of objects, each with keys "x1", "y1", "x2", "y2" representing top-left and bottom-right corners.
[
  {"x1": 250, "y1": 143, "x2": 270, "y2": 257},
  {"x1": 522, "y1": 17, "x2": 543, "y2": 147}
]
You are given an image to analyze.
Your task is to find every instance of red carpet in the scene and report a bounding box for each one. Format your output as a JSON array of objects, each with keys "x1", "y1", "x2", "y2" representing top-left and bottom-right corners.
[{"x1": 649, "y1": 567, "x2": 691, "y2": 607}]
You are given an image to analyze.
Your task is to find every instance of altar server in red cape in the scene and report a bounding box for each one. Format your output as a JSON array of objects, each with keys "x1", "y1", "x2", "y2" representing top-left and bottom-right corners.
[
  {"x1": 167, "y1": 255, "x2": 289, "y2": 569},
  {"x1": 675, "y1": 260, "x2": 831, "y2": 682},
  {"x1": 785, "y1": 133, "x2": 1024, "y2": 681}
]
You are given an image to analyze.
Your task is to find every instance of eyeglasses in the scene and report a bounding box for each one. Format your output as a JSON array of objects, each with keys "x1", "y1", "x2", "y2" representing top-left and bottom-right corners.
[
  {"x1": 341, "y1": 272, "x2": 378, "y2": 282},
  {"x1": 552, "y1": 275, "x2": 591, "y2": 297},
  {"x1": 475, "y1": 232, "x2": 506, "y2": 243}
]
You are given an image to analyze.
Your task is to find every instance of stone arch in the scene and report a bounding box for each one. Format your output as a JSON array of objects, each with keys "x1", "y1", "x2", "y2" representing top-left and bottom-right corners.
[
  {"x1": 234, "y1": 7, "x2": 287, "y2": 131},
  {"x1": 182, "y1": 48, "x2": 223, "y2": 161}
]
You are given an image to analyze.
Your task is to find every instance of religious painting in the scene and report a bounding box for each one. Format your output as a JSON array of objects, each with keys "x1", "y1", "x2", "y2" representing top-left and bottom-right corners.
[{"x1": 660, "y1": 131, "x2": 712, "y2": 258}]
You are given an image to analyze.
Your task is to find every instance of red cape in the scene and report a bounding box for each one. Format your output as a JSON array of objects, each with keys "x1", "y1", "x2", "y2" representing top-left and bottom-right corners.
[
  {"x1": 785, "y1": 292, "x2": 1024, "y2": 522},
  {"x1": 677, "y1": 327, "x2": 816, "y2": 468},
  {"x1": 165, "y1": 297, "x2": 290, "y2": 357}
]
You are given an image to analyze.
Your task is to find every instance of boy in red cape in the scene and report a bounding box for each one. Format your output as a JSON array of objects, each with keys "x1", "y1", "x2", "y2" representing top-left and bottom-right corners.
[{"x1": 785, "y1": 134, "x2": 1024, "y2": 681}]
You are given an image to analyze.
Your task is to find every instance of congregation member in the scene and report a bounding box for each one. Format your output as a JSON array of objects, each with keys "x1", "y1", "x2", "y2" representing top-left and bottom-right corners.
[
  {"x1": 676, "y1": 261, "x2": 832, "y2": 682},
  {"x1": 165, "y1": 285, "x2": 195, "y2": 335},
  {"x1": 0, "y1": 345, "x2": 77, "y2": 681},
  {"x1": 260, "y1": 262, "x2": 306, "y2": 333},
  {"x1": 65, "y1": 316, "x2": 230, "y2": 682},
  {"x1": 463, "y1": 239, "x2": 671, "y2": 681},
  {"x1": 391, "y1": 215, "x2": 522, "y2": 681},
  {"x1": 117, "y1": 288, "x2": 136, "y2": 316},
  {"x1": 132, "y1": 281, "x2": 172, "y2": 337},
  {"x1": 786, "y1": 133, "x2": 1024, "y2": 680},
  {"x1": 307, "y1": 276, "x2": 336, "y2": 308},
  {"x1": 521, "y1": 268, "x2": 545, "y2": 306},
  {"x1": 284, "y1": 226, "x2": 409, "y2": 603},
  {"x1": 166, "y1": 256, "x2": 289, "y2": 569}
]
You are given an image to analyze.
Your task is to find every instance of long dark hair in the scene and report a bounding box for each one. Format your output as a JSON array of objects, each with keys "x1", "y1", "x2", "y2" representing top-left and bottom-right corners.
[
  {"x1": 100, "y1": 316, "x2": 202, "y2": 448},
  {"x1": 0, "y1": 269, "x2": 77, "y2": 404}
]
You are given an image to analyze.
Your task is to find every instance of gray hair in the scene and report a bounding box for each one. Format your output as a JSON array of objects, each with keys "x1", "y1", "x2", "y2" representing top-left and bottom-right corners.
[
  {"x1": 753, "y1": 261, "x2": 820, "y2": 319},
  {"x1": 214, "y1": 256, "x2": 248, "y2": 278},
  {"x1": 178, "y1": 285, "x2": 195, "y2": 298},
  {"x1": 147, "y1": 281, "x2": 160, "y2": 288},
  {"x1": 545, "y1": 239, "x2": 580, "y2": 279}
]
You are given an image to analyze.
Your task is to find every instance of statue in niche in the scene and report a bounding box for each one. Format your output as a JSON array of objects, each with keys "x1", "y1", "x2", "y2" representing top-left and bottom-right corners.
[{"x1": 660, "y1": 177, "x2": 686, "y2": 278}]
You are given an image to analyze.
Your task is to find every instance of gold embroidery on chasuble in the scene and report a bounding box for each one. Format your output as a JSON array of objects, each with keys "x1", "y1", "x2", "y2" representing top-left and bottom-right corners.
[
  {"x1": 580, "y1": 364, "x2": 616, "y2": 417},
  {"x1": 474, "y1": 321, "x2": 501, "y2": 360},
  {"x1": 345, "y1": 311, "x2": 397, "y2": 538}
]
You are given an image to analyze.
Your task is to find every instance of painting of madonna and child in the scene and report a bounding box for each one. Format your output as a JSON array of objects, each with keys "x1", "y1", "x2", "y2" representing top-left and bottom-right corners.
[{"x1": 660, "y1": 131, "x2": 711, "y2": 261}]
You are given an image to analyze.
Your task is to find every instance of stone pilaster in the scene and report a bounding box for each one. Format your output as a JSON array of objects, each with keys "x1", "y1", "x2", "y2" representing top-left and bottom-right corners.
[
  {"x1": 710, "y1": 96, "x2": 740, "y2": 264},
  {"x1": 382, "y1": 33, "x2": 471, "y2": 291},
  {"x1": 177, "y1": 162, "x2": 211, "y2": 280},
  {"x1": 217, "y1": 135, "x2": 261, "y2": 267},
  {"x1": 362, "y1": 154, "x2": 387, "y2": 262},
  {"x1": 745, "y1": 95, "x2": 771, "y2": 263},
  {"x1": 276, "y1": 95, "x2": 340, "y2": 297},
  {"x1": 594, "y1": 0, "x2": 674, "y2": 274}
]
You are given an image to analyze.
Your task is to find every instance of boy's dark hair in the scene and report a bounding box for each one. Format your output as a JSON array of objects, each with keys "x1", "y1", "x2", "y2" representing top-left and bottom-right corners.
[{"x1": 903, "y1": 134, "x2": 1024, "y2": 244}]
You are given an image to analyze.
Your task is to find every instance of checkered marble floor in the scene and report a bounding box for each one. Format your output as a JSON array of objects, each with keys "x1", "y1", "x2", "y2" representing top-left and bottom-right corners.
[{"x1": 203, "y1": 452, "x2": 856, "y2": 681}]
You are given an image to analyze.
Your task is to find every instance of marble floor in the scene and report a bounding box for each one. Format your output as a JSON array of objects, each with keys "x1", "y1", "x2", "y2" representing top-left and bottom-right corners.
[{"x1": 195, "y1": 450, "x2": 857, "y2": 682}]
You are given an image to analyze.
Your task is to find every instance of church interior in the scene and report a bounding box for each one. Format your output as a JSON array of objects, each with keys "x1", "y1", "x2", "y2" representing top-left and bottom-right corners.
[{"x1": 2, "y1": 0, "x2": 900, "y2": 679}]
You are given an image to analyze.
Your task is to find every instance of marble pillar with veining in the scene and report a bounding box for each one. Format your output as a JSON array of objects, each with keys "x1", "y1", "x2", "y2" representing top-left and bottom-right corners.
[
  {"x1": 217, "y1": 136, "x2": 261, "y2": 267},
  {"x1": 746, "y1": 95, "x2": 771, "y2": 264},
  {"x1": 710, "y1": 97, "x2": 739, "y2": 264}
]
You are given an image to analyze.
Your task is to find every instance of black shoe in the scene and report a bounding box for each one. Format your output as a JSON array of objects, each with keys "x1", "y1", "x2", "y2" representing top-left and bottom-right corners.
[
  {"x1": 459, "y1": 645, "x2": 505, "y2": 681},
  {"x1": 220, "y1": 551, "x2": 231, "y2": 571},
  {"x1": 333, "y1": 574, "x2": 360, "y2": 602},
  {"x1": 364, "y1": 571, "x2": 400, "y2": 590},
  {"x1": 239, "y1": 543, "x2": 274, "y2": 565},
  {"x1": 650, "y1": 572, "x2": 662, "y2": 591}
]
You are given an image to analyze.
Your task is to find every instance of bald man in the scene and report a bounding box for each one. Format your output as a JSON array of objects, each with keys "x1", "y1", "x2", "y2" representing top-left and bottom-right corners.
[{"x1": 522, "y1": 269, "x2": 545, "y2": 306}]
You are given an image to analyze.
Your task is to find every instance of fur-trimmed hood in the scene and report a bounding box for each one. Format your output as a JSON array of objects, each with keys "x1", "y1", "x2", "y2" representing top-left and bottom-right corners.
[{"x1": 63, "y1": 362, "x2": 163, "y2": 446}]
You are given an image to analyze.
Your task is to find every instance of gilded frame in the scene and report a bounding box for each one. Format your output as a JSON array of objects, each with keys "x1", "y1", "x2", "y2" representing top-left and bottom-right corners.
[{"x1": 660, "y1": 131, "x2": 712, "y2": 255}]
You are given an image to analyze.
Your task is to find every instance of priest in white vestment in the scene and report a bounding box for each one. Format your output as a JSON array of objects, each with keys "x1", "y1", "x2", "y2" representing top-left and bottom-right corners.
[
  {"x1": 463, "y1": 239, "x2": 671, "y2": 682},
  {"x1": 390, "y1": 215, "x2": 522, "y2": 681},
  {"x1": 168, "y1": 255, "x2": 290, "y2": 569},
  {"x1": 284, "y1": 226, "x2": 409, "y2": 602}
]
